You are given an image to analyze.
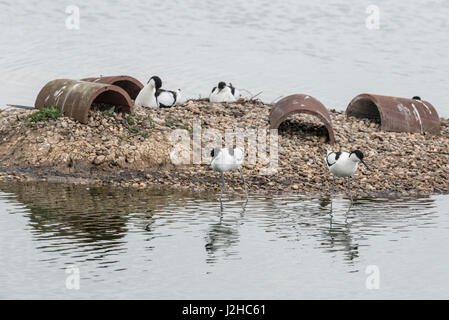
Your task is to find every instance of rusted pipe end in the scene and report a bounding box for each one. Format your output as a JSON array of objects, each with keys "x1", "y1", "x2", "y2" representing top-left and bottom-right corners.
[
  {"x1": 81, "y1": 75, "x2": 144, "y2": 100},
  {"x1": 346, "y1": 94, "x2": 440, "y2": 134},
  {"x1": 270, "y1": 94, "x2": 336, "y2": 144},
  {"x1": 34, "y1": 79, "x2": 134, "y2": 124}
]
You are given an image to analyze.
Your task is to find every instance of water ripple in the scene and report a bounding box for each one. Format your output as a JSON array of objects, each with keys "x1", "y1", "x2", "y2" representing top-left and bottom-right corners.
[{"x1": 1, "y1": 181, "x2": 449, "y2": 298}]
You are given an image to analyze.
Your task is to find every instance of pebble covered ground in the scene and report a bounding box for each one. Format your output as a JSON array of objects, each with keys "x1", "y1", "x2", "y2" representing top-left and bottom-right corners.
[{"x1": 1, "y1": 99, "x2": 449, "y2": 197}]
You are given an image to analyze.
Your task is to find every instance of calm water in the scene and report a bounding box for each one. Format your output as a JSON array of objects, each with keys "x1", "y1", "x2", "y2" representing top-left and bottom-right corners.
[
  {"x1": 1, "y1": 0, "x2": 449, "y2": 115},
  {"x1": 1, "y1": 0, "x2": 449, "y2": 300},
  {"x1": 1, "y1": 181, "x2": 449, "y2": 299}
]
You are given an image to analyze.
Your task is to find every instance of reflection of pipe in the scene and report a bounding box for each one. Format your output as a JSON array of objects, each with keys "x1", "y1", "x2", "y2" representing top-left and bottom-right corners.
[
  {"x1": 0, "y1": 182, "x2": 164, "y2": 243},
  {"x1": 0, "y1": 182, "x2": 129, "y2": 242},
  {"x1": 346, "y1": 94, "x2": 440, "y2": 134},
  {"x1": 34, "y1": 79, "x2": 134, "y2": 124},
  {"x1": 81, "y1": 75, "x2": 144, "y2": 100},
  {"x1": 269, "y1": 94, "x2": 336, "y2": 144}
]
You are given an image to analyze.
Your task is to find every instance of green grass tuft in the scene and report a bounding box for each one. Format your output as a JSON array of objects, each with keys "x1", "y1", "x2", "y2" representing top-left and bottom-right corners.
[
  {"x1": 103, "y1": 106, "x2": 116, "y2": 118},
  {"x1": 126, "y1": 112, "x2": 137, "y2": 125},
  {"x1": 165, "y1": 120, "x2": 175, "y2": 127},
  {"x1": 128, "y1": 126, "x2": 140, "y2": 134},
  {"x1": 27, "y1": 106, "x2": 63, "y2": 123}
]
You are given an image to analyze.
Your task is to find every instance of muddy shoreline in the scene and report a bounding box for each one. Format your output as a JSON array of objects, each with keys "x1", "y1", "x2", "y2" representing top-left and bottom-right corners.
[
  {"x1": 1, "y1": 99, "x2": 449, "y2": 197},
  {"x1": 2, "y1": 164, "x2": 446, "y2": 198}
]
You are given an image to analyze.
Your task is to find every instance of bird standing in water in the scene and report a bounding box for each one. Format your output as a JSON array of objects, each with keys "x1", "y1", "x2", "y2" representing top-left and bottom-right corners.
[
  {"x1": 325, "y1": 150, "x2": 369, "y2": 198},
  {"x1": 210, "y1": 147, "x2": 248, "y2": 209}
]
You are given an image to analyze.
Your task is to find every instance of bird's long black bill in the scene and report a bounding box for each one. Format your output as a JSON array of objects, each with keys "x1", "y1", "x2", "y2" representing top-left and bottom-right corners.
[{"x1": 361, "y1": 160, "x2": 370, "y2": 170}]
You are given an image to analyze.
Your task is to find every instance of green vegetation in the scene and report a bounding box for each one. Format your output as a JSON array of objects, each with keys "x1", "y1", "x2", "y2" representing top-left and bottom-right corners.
[
  {"x1": 128, "y1": 126, "x2": 140, "y2": 135},
  {"x1": 27, "y1": 106, "x2": 63, "y2": 123},
  {"x1": 126, "y1": 112, "x2": 136, "y2": 125},
  {"x1": 165, "y1": 120, "x2": 175, "y2": 127},
  {"x1": 128, "y1": 124, "x2": 149, "y2": 139},
  {"x1": 103, "y1": 106, "x2": 116, "y2": 118},
  {"x1": 181, "y1": 125, "x2": 193, "y2": 135},
  {"x1": 144, "y1": 117, "x2": 156, "y2": 129},
  {"x1": 119, "y1": 113, "x2": 156, "y2": 139}
]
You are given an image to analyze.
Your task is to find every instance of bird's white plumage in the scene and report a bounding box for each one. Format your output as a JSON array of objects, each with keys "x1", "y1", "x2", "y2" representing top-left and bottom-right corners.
[
  {"x1": 211, "y1": 147, "x2": 244, "y2": 172},
  {"x1": 157, "y1": 89, "x2": 181, "y2": 108},
  {"x1": 229, "y1": 84, "x2": 241, "y2": 100},
  {"x1": 326, "y1": 150, "x2": 360, "y2": 177},
  {"x1": 135, "y1": 82, "x2": 159, "y2": 108},
  {"x1": 209, "y1": 86, "x2": 236, "y2": 103}
]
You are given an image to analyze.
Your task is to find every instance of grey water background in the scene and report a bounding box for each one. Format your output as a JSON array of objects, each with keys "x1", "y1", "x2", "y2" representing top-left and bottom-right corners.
[
  {"x1": 0, "y1": 0, "x2": 449, "y2": 115},
  {"x1": 1, "y1": 0, "x2": 449, "y2": 299},
  {"x1": 1, "y1": 182, "x2": 449, "y2": 299}
]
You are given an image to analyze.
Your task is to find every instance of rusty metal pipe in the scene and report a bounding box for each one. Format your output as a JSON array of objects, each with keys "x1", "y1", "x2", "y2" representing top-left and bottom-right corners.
[
  {"x1": 269, "y1": 94, "x2": 336, "y2": 144},
  {"x1": 34, "y1": 79, "x2": 134, "y2": 124},
  {"x1": 81, "y1": 75, "x2": 144, "y2": 100},
  {"x1": 346, "y1": 94, "x2": 440, "y2": 134}
]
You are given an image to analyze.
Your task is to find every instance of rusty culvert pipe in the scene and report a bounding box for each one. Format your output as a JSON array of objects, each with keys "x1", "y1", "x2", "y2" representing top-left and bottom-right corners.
[
  {"x1": 81, "y1": 75, "x2": 144, "y2": 100},
  {"x1": 34, "y1": 79, "x2": 134, "y2": 124},
  {"x1": 346, "y1": 94, "x2": 440, "y2": 134},
  {"x1": 270, "y1": 94, "x2": 336, "y2": 144}
]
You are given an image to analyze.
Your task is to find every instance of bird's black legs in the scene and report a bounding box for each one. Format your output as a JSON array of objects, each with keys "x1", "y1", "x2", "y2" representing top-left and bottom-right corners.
[
  {"x1": 218, "y1": 169, "x2": 248, "y2": 210},
  {"x1": 221, "y1": 172, "x2": 227, "y2": 192},
  {"x1": 220, "y1": 172, "x2": 225, "y2": 210},
  {"x1": 347, "y1": 177, "x2": 353, "y2": 202},
  {"x1": 238, "y1": 168, "x2": 248, "y2": 203},
  {"x1": 331, "y1": 176, "x2": 335, "y2": 195},
  {"x1": 221, "y1": 172, "x2": 225, "y2": 192},
  {"x1": 330, "y1": 175, "x2": 335, "y2": 211},
  {"x1": 347, "y1": 177, "x2": 351, "y2": 194}
]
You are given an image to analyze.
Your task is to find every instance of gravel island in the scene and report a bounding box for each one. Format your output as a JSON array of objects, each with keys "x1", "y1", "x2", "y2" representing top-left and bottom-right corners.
[{"x1": 1, "y1": 100, "x2": 448, "y2": 197}]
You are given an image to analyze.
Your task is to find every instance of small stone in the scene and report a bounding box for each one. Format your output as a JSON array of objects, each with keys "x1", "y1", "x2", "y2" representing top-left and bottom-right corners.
[{"x1": 94, "y1": 155, "x2": 105, "y2": 165}]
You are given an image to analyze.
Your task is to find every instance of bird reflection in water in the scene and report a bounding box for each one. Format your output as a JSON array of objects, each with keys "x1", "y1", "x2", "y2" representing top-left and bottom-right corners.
[
  {"x1": 322, "y1": 195, "x2": 359, "y2": 263},
  {"x1": 204, "y1": 202, "x2": 247, "y2": 264}
]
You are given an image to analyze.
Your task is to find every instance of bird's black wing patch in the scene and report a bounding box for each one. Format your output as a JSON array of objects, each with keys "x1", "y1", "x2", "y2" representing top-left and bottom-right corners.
[
  {"x1": 211, "y1": 147, "x2": 221, "y2": 159},
  {"x1": 326, "y1": 151, "x2": 341, "y2": 167},
  {"x1": 335, "y1": 152, "x2": 341, "y2": 161},
  {"x1": 229, "y1": 84, "x2": 235, "y2": 96},
  {"x1": 211, "y1": 86, "x2": 217, "y2": 94}
]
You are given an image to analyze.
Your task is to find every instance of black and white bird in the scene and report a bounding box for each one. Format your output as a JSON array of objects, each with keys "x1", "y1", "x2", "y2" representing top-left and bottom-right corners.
[
  {"x1": 135, "y1": 75, "x2": 181, "y2": 108},
  {"x1": 325, "y1": 150, "x2": 369, "y2": 196},
  {"x1": 209, "y1": 82, "x2": 240, "y2": 102},
  {"x1": 210, "y1": 147, "x2": 248, "y2": 207},
  {"x1": 135, "y1": 76, "x2": 161, "y2": 108},
  {"x1": 156, "y1": 88, "x2": 181, "y2": 108}
]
